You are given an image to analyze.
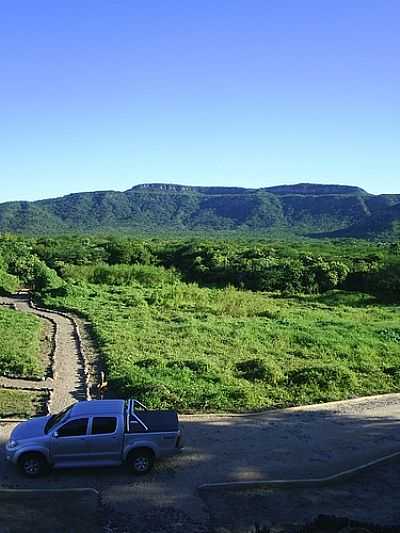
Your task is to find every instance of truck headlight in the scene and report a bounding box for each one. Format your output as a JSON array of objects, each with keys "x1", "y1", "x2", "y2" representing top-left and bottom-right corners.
[{"x1": 7, "y1": 440, "x2": 18, "y2": 449}]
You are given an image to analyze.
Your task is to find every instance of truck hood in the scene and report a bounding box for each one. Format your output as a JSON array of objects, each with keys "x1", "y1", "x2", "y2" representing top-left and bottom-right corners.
[{"x1": 11, "y1": 416, "x2": 50, "y2": 440}]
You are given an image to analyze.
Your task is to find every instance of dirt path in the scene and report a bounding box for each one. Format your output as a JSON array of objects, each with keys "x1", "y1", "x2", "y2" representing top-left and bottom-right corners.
[{"x1": 0, "y1": 294, "x2": 86, "y2": 412}]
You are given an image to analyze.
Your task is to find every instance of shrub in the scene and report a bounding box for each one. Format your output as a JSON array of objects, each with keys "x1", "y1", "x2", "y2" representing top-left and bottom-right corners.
[
  {"x1": 362, "y1": 259, "x2": 400, "y2": 301},
  {"x1": 288, "y1": 364, "x2": 357, "y2": 389},
  {"x1": 135, "y1": 358, "x2": 160, "y2": 369},
  {"x1": 379, "y1": 328, "x2": 400, "y2": 343},
  {"x1": 60, "y1": 263, "x2": 181, "y2": 287},
  {"x1": 31, "y1": 261, "x2": 64, "y2": 291},
  {"x1": 166, "y1": 359, "x2": 209, "y2": 373},
  {"x1": 235, "y1": 358, "x2": 284, "y2": 384},
  {"x1": 383, "y1": 366, "x2": 400, "y2": 380},
  {"x1": 0, "y1": 269, "x2": 19, "y2": 295}
]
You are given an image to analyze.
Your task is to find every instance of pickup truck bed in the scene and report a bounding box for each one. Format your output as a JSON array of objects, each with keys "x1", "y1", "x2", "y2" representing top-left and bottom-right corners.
[{"x1": 129, "y1": 410, "x2": 179, "y2": 433}]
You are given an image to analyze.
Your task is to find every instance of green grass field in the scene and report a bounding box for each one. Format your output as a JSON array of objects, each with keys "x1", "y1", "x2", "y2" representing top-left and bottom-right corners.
[
  {"x1": 0, "y1": 389, "x2": 46, "y2": 418},
  {"x1": 40, "y1": 268, "x2": 400, "y2": 412},
  {"x1": 0, "y1": 307, "x2": 44, "y2": 378}
]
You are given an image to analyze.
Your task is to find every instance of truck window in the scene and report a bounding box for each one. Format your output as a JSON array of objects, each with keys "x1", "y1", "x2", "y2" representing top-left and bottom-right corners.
[
  {"x1": 57, "y1": 418, "x2": 88, "y2": 437},
  {"x1": 92, "y1": 417, "x2": 117, "y2": 435},
  {"x1": 45, "y1": 404, "x2": 73, "y2": 434}
]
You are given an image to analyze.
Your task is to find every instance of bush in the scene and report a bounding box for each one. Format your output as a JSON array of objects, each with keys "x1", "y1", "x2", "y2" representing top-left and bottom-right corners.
[
  {"x1": 288, "y1": 364, "x2": 357, "y2": 389},
  {"x1": 379, "y1": 328, "x2": 400, "y2": 343},
  {"x1": 166, "y1": 359, "x2": 210, "y2": 373},
  {"x1": 135, "y1": 358, "x2": 160, "y2": 369},
  {"x1": 368, "y1": 259, "x2": 400, "y2": 300},
  {"x1": 0, "y1": 269, "x2": 19, "y2": 295},
  {"x1": 31, "y1": 261, "x2": 64, "y2": 291},
  {"x1": 235, "y1": 358, "x2": 284, "y2": 384},
  {"x1": 60, "y1": 263, "x2": 181, "y2": 287}
]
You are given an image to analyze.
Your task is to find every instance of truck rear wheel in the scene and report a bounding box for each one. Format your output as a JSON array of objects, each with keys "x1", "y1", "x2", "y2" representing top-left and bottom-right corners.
[
  {"x1": 127, "y1": 449, "x2": 154, "y2": 475},
  {"x1": 18, "y1": 453, "x2": 48, "y2": 478}
]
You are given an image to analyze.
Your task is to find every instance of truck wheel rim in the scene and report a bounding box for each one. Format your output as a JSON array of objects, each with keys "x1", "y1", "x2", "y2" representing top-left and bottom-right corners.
[
  {"x1": 24, "y1": 459, "x2": 40, "y2": 474},
  {"x1": 134, "y1": 457, "x2": 148, "y2": 471}
]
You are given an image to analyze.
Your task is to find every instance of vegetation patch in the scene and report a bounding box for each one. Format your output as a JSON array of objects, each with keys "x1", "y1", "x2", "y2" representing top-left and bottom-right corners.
[
  {"x1": 1, "y1": 234, "x2": 399, "y2": 412},
  {"x1": 0, "y1": 389, "x2": 47, "y2": 418},
  {"x1": 0, "y1": 307, "x2": 44, "y2": 378},
  {"x1": 289, "y1": 365, "x2": 352, "y2": 388},
  {"x1": 40, "y1": 270, "x2": 400, "y2": 411},
  {"x1": 235, "y1": 358, "x2": 284, "y2": 384},
  {"x1": 0, "y1": 270, "x2": 19, "y2": 295}
]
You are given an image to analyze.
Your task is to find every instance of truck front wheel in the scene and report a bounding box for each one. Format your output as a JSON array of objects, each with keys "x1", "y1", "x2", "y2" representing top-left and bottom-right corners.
[
  {"x1": 18, "y1": 452, "x2": 48, "y2": 478},
  {"x1": 127, "y1": 449, "x2": 154, "y2": 475}
]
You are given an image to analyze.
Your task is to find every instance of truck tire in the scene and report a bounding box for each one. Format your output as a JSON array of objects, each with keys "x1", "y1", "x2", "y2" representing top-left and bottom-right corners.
[
  {"x1": 18, "y1": 452, "x2": 48, "y2": 478},
  {"x1": 127, "y1": 449, "x2": 154, "y2": 475}
]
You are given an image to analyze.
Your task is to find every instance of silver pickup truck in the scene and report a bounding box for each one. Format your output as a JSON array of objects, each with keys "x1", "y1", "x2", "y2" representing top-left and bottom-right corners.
[{"x1": 5, "y1": 399, "x2": 183, "y2": 477}]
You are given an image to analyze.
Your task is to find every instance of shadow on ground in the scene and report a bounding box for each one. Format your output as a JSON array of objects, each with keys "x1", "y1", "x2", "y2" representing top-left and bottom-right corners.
[
  {"x1": 0, "y1": 489, "x2": 99, "y2": 533},
  {"x1": 202, "y1": 459, "x2": 400, "y2": 532}
]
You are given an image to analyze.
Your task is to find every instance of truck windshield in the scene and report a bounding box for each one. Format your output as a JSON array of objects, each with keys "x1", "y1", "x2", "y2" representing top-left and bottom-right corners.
[{"x1": 45, "y1": 405, "x2": 73, "y2": 434}]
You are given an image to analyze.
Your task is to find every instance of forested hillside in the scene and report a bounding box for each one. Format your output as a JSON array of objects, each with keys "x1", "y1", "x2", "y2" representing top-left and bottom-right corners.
[
  {"x1": 321, "y1": 202, "x2": 400, "y2": 239},
  {"x1": 0, "y1": 183, "x2": 399, "y2": 238}
]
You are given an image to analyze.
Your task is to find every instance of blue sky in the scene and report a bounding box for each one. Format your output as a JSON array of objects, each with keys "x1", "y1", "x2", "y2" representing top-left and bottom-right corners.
[{"x1": 0, "y1": 0, "x2": 399, "y2": 201}]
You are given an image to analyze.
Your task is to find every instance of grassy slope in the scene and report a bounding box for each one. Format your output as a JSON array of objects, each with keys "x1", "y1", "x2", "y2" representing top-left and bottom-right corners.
[
  {"x1": 41, "y1": 278, "x2": 400, "y2": 412},
  {"x1": 0, "y1": 307, "x2": 44, "y2": 378}
]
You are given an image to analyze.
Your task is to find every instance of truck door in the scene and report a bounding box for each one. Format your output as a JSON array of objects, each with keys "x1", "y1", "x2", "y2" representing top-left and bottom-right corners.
[
  {"x1": 85, "y1": 416, "x2": 123, "y2": 465},
  {"x1": 50, "y1": 417, "x2": 89, "y2": 467}
]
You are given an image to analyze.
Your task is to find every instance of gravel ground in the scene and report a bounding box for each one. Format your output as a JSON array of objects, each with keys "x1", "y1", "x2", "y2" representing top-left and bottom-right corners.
[{"x1": 2, "y1": 393, "x2": 400, "y2": 531}]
